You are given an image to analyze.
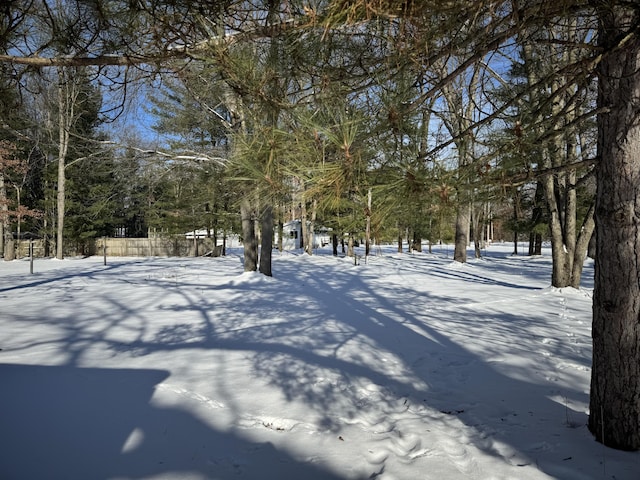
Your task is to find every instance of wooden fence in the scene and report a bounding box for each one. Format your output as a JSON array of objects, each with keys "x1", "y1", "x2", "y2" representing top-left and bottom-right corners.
[{"x1": 12, "y1": 236, "x2": 227, "y2": 258}]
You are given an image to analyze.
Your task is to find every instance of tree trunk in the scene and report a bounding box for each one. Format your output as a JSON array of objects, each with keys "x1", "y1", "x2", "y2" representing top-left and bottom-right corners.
[
  {"x1": 534, "y1": 233, "x2": 542, "y2": 256},
  {"x1": 259, "y1": 204, "x2": 273, "y2": 277},
  {"x1": 365, "y1": 188, "x2": 371, "y2": 256},
  {"x1": 453, "y1": 202, "x2": 470, "y2": 263},
  {"x1": 472, "y1": 205, "x2": 484, "y2": 259},
  {"x1": 277, "y1": 217, "x2": 283, "y2": 252},
  {"x1": 570, "y1": 201, "x2": 595, "y2": 289},
  {"x1": 0, "y1": 171, "x2": 6, "y2": 257},
  {"x1": 4, "y1": 236, "x2": 14, "y2": 261},
  {"x1": 300, "y1": 199, "x2": 307, "y2": 252},
  {"x1": 55, "y1": 69, "x2": 74, "y2": 261},
  {"x1": 412, "y1": 232, "x2": 422, "y2": 252},
  {"x1": 522, "y1": 36, "x2": 592, "y2": 288},
  {"x1": 545, "y1": 170, "x2": 570, "y2": 286},
  {"x1": 529, "y1": 183, "x2": 544, "y2": 256},
  {"x1": 241, "y1": 198, "x2": 257, "y2": 272},
  {"x1": 306, "y1": 198, "x2": 317, "y2": 255},
  {"x1": 589, "y1": 4, "x2": 640, "y2": 451},
  {"x1": 56, "y1": 133, "x2": 67, "y2": 260}
]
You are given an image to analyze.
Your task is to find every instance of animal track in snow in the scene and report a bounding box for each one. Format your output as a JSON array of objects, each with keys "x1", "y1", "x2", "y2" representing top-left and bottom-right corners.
[
  {"x1": 235, "y1": 414, "x2": 314, "y2": 435},
  {"x1": 155, "y1": 383, "x2": 225, "y2": 409},
  {"x1": 438, "y1": 437, "x2": 481, "y2": 477}
]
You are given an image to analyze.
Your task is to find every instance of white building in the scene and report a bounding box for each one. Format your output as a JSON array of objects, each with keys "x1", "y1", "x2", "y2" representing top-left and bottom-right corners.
[{"x1": 278, "y1": 220, "x2": 331, "y2": 251}]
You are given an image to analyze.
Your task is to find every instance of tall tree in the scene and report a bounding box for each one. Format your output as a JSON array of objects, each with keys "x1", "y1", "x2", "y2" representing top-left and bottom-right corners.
[
  {"x1": 52, "y1": 66, "x2": 103, "y2": 259},
  {"x1": 438, "y1": 62, "x2": 481, "y2": 263},
  {"x1": 519, "y1": 20, "x2": 596, "y2": 287},
  {"x1": 589, "y1": 2, "x2": 640, "y2": 451}
]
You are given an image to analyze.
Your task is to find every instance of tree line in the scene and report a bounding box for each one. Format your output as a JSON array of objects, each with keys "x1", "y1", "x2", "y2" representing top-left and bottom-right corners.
[{"x1": 1, "y1": 0, "x2": 639, "y2": 451}]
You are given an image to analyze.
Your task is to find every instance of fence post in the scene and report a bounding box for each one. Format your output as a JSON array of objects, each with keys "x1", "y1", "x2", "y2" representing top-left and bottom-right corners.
[
  {"x1": 30, "y1": 240, "x2": 34, "y2": 274},
  {"x1": 103, "y1": 236, "x2": 107, "y2": 265}
]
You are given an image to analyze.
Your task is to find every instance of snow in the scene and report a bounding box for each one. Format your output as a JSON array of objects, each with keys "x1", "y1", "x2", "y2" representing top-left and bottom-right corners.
[{"x1": 1, "y1": 243, "x2": 638, "y2": 480}]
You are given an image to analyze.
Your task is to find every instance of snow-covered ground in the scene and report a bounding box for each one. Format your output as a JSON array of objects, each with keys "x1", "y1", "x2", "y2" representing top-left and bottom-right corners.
[{"x1": 1, "y1": 243, "x2": 638, "y2": 480}]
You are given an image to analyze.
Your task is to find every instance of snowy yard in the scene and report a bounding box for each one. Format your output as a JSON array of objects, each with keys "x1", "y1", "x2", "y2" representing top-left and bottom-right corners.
[{"x1": 1, "y1": 244, "x2": 638, "y2": 480}]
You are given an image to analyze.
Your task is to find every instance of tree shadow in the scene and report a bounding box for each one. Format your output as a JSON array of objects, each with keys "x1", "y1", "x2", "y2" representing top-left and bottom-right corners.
[
  {"x1": 0, "y1": 363, "x2": 345, "y2": 480},
  {"x1": 220, "y1": 256, "x2": 634, "y2": 479}
]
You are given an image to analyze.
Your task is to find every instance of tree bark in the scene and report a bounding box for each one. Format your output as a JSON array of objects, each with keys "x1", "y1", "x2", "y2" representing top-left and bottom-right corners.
[
  {"x1": 259, "y1": 204, "x2": 273, "y2": 277},
  {"x1": 453, "y1": 202, "x2": 470, "y2": 263},
  {"x1": 365, "y1": 188, "x2": 371, "y2": 256},
  {"x1": 571, "y1": 201, "x2": 595, "y2": 289},
  {"x1": 277, "y1": 209, "x2": 283, "y2": 252},
  {"x1": 56, "y1": 97, "x2": 68, "y2": 260},
  {"x1": 472, "y1": 205, "x2": 484, "y2": 259},
  {"x1": 589, "y1": 3, "x2": 640, "y2": 451},
  {"x1": 306, "y1": 198, "x2": 317, "y2": 255},
  {"x1": 0, "y1": 171, "x2": 6, "y2": 258},
  {"x1": 55, "y1": 68, "x2": 77, "y2": 261},
  {"x1": 300, "y1": 198, "x2": 307, "y2": 252},
  {"x1": 240, "y1": 198, "x2": 257, "y2": 272}
]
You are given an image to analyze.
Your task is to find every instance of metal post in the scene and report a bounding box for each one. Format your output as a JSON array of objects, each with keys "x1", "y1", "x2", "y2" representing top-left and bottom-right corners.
[
  {"x1": 103, "y1": 236, "x2": 107, "y2": 265},
  {"x1": 29, "y1": 240, "x2": 34, "y2": 274}
]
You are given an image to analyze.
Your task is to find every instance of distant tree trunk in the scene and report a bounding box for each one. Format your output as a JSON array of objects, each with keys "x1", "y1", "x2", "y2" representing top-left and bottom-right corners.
[
  {"x1": 522, "y1": 35, "x2": 594, "y2": 288},
  {"x1": 589, "y1": 3, "x2": 640, "y2": 451},
  {"x1": 511, "y1": 192, "x2": 520, "y2": 255},
  {"x1": 305, "y1": 198, "x2": 316, "y2": 255},
  {"x1": 332, "y1": 233, "x2": 338, "y2": 256},
  {"x1": 528, "y1": 232, "x2": 541, "y2": 256},
  {"x1": 259, "y1": 204, "x2": 273, "y2": 276},
  {"x1": 571, "y1": 201, "x2": 595, "y2": 288},
  {"x1": 587, "y1": 229, "x2": 596, "y2": 259},
  {"x1": 365, "y1": 188, "x2": 371, "y2": 256},
  {"x1": 241, "y1": 198, "x2": 257, "y2": 271},
  {"x1": 277, "y1": 213, "x2": 283, "y2": 252},
  {"x1": 56, "y1": 116, "x2": 68, "y2": 260},
  {"x1": 55, "y1": 67, "x2": 77, "y2": 261},
  {"x1": 300, "y1": 198, "x2": 307, "y2": 252},
  {"x1": 543, "y1": 171, "x2": 572, "y2": 286},
  {"x1": 412, "y1": 232, "x2": 422, "y2": 252},
  {"x1": 472, "y1": 205, "x2": 484, "y2": 259},
  {"x1": 4, "y1": 236, "x2": 14, "y2": 261},
  {"x1": 529, "y1": 183, "x2": 544, "y2": 256},
  {"x1": 442, "y1": 61, "x2": 479, "y2": 264},
  {"x1": 544, "y1": 173, "x2": 594, "y2": 288},
  {"x1": 453, "y1": 202, "x2": 470, "y2": 262},
  {"x1": 192, "y1": 221, "x2": 198, "y2": 256},
  {"x1": 0, "y1": 171, "x2": 6, "y2": 257}
]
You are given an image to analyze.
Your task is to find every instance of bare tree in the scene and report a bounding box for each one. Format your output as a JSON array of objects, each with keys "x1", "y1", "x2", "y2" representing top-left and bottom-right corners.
[
  {"x1": 439, "y1": 62, "x2": 481, "y2": 263},
  {"x1": 54, "y1": 67, "x2": 76, "y2": 259},
  {"x1": 520, "y1": 19, "x2": 596, "y2": 288}
]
